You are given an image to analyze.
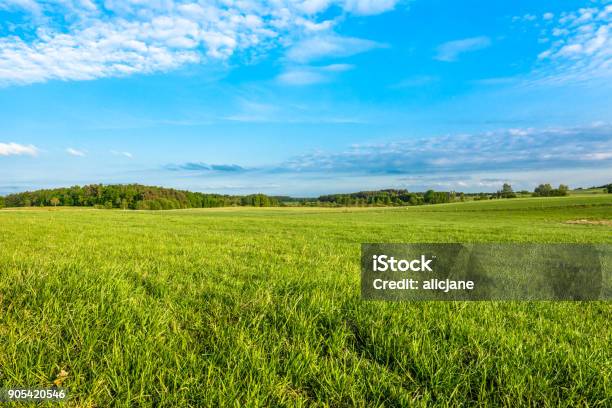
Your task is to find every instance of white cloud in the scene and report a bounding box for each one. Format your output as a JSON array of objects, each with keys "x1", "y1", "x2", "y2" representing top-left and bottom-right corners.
[
  {"x1": 531, "y1": 3, "x2": 611, "y2": 85},
  {"x1": 0, "y1": 1, "x2": 396, "y2": 86},
  {"x1": 0, "y1": 142, "x2": 38, "y2": 156},
  {"x1": 343, "y1": 0, "x2": 399, "y2": 16},
  {"x1": 435, "y1": 36, "x2": 492, "y2": 62},
  {"x1": 299, "y1": 0, "x2": 332, "y2": 14},
  {"x1": 581, "y1": 152, "x2": 612, "y2": 160},
  {"x1": 277, "y1": 69, "x2": 327, "y2": 85},
  {"x1": 296, "y1": 0, "x2": 400, "y2": 16},
  {"x1": 276, "y1": 124, "x2": 612, "y2": 175},
  {"x1": 320, "y1": 63, "x2": 354, "y2": 72},
  {"x1": 111, "y1": 150, "x2": 133, "y2": 159},
  {"x1": 66, "y1": 147, "x2": 86, "y2": 157},
  {"x1": 513, "y1": 13, "x2": 537, "y2": 23},
  {"x1": 0, "y1": 18, "x2": 203, "y2": 85},
  {"x1": 286, "y1": 34, "x2": 385, "y2": 63},
  {"x1": 0, "y1": 0, "x2": 41, "y2": 15},
  {"x1": 277, "y1": 63, "x2": 354, "y2": 85},
  {"x1": 223, "y1": 99, "x2": 280, "y2": 122}
]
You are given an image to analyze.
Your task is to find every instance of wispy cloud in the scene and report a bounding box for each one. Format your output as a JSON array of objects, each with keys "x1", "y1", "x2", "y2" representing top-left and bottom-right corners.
[
  {"x1": 277, "y1": 63, "x2": 354, "y2": 85},
  {"x1": 0, "y1": 1, "x2": 395, "y2": 86},
  {"x1": 159, "y1": 123, "x2": 612, "y2": 180},
  {"x1": 0, "y1": 142, "x2": 38, "y2": 156},
  {"x1": 512, "y1": 13, "x2": 537, "y2": 23},
  {"x1": 435, "y1": 36, "x2": 492, "y2": 62},
  {"x1": 66, "y1": 147, "x2": 86, "y2": 157},
  {"x1": 343, "y1": 0, "x2": 400, "y2": 16},
  {"x1": 296, "y1": 0, "x2": 400, "y2": 16},
  {"x1": 110, "y1": 150, "x2": 133, "y2": 159},
  {"x1": 165, "y1": 162, "x2": 246, "y2": 173},
  {"x1": 471, "y1": 77, "x2": 518, "y2": 86},
  {"x1": 0, "y1": 0, "x2": 42, "y2": 15},
  {"x1": 277, "y1": 69, "x2": 327, "y2": 85},
  {"x1": 286, "y1": 34, "x2": 386, "y2": 63},
  {"x1": 223, "y1": 99, "x2": 279, "y2": 123},
  {"x1": 531, "y1": 3, "x2": 612, "y2": 85},
  {"x1": 275, "y1": 124, "x2": 612, "y2": 175}
]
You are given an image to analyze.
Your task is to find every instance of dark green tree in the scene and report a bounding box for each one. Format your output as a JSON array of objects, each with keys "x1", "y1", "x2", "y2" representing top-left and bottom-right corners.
[
  {"x1": 557, "y1": 184, "x2": 569, "y2": 196},
  {"x1": 500, "y1": 183, "x2": 516, "y2": 198},
  {"x1": 534, "y1": 184, "x2": 553, "y2": 197}
]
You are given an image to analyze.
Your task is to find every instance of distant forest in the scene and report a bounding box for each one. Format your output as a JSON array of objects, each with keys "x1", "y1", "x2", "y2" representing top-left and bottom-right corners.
[
  {"x1": 0, "y1": 184, "x2": 278, "y2": 210},
  {"x1": 0, "y1": 182, "x2": 591, "y2": 210}
]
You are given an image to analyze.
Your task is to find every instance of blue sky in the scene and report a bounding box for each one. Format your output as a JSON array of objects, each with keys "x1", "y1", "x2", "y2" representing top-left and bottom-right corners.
[{"x1": 0, "y1": 0, "x2": 611, "y2": 196}]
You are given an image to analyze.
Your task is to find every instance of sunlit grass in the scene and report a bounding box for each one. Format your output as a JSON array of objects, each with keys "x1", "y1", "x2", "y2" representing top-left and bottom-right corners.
[{"x1": 0, "y1": 195, "x2": 611, "y2": 406}]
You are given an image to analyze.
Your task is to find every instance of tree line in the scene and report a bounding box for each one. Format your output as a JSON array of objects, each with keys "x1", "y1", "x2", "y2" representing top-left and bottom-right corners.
[
  {"x1": 0, "y1": 184, "x2": 278, "y2": 210},
  {"x1": 316, "y1": 189, "x2": 453, "y2": 206},
  {"x1": 0, "y1": 182, "x2": 607, "y2": 210},
  {"x1": 304, "y1": 183, "x2": 577, "y2": 206}
]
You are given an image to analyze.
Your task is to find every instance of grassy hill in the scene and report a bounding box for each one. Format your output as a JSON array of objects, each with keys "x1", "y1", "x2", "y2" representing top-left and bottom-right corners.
[{"x1": 0, "y1": 195, "x2": 610, "y2": 406}]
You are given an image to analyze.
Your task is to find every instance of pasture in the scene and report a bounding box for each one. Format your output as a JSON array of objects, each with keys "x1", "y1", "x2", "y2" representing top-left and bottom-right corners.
[{"x1": 0, "y1": 196, "x2": 611, "y2": 406}]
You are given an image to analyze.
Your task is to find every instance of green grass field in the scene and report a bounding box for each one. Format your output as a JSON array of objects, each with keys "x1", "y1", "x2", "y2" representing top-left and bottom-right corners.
[{"x1": 1, "y1": 196, "x2": 611, "y2": 407}]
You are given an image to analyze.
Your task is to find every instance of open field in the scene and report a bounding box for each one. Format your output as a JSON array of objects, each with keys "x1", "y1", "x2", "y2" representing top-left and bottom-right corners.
[{"x1": 1, "y1": 196, "x2": 611, "y2": 407}]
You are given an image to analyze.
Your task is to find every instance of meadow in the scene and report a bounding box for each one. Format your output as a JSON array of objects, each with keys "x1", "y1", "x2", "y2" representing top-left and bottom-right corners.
[{"x1": 0, "y1": 195, "x2": 611, "y2": 407}]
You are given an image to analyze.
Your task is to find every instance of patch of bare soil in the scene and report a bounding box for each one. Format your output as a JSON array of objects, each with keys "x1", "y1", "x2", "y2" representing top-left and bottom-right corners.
[{"x1": 565, "y1": 219, "x2": 612, "y2": 226}]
